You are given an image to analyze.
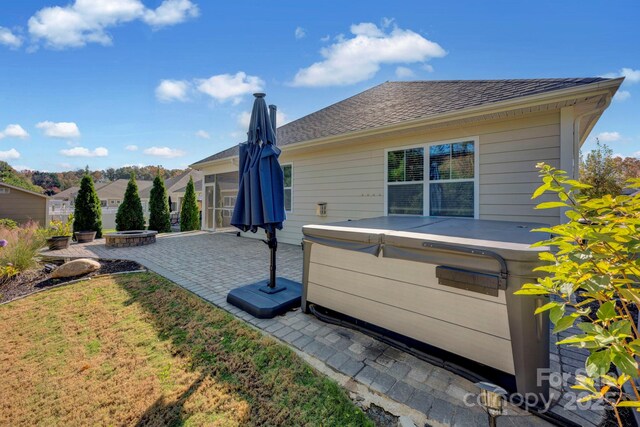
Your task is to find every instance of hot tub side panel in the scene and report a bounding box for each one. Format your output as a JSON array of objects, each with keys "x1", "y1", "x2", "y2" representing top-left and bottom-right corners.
[{"x1": 302, "y1": 241, "x2": 516, "y2": 375}]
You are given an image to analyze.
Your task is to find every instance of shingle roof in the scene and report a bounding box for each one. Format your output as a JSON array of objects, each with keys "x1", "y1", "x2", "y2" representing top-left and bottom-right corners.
[
  {"x1": 192, "y1": 78, "x2": 609, "y2": 165},
  {"x1": 97, "y1": 179, "x2": 153, "y2": 200}
]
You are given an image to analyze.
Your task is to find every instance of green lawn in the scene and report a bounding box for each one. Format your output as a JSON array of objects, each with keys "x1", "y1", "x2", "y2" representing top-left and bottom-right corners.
[{"x1": 0, "y1": 273, "x2": 372, "y2": 426}]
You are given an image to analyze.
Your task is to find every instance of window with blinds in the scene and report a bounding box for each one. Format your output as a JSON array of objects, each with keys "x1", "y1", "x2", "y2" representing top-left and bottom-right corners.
[
  {"x1": 387, "y1": 148, "x2": 424, "y2": 215},
  {"x1": 283, "y1": 164, "x2": 293, "y2": 212},
  {"x1": 387, "y1": 141, "x2": 476, "y2": 217}
]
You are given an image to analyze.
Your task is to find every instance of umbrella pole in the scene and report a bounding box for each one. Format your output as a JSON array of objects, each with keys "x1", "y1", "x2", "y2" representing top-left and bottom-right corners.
[{"x1": 266, "y1": 230, "x2": 278, "y2": 289}]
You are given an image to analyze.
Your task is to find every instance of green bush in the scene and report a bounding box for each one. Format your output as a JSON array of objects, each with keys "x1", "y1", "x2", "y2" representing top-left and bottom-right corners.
[
  {"x1": 0, "y1": 222, "x2": 46, "y2": 281},
  {"x1": 116, "y1": 174, "x2": 145, "y2": 231},
  {"x1": 180, "y1": 176, "x2": 200, "y2": 232},
  {"x1": 517, "y1": 163, "x2": 640, "y2": 424},
  {"x1": 148, "y1": 174, "x2": 171, "y2": 233},
  {"x1": 73, "y1": 174, "x2": 103, "y2": 238},
  {"x1": 0, "y1": 219, "x2": 18, "y2": 229}
]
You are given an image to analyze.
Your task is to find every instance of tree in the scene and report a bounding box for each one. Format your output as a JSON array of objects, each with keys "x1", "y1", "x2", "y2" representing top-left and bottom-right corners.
[
  {"x1": 580, "y1": 141, "x2": 622, "y2": 198},
  {"x1": 518, "y1": 163, "x2": 640, "y2": 426},
  {"x1": 180, "y1": 176, "x2": 200, "y2": 231},
  {"x1": 115, "y1": 174, "x2": 145, "y2": 231},
  {"x1": 73, "y1": 174, "x2": 103, "y2": 237},
  {"x1": 0, "y1": 161, "x2": 44, "y2": 193},
  {"x1": 613, "y1": 156, "x2": 640, "y2": 185},
  {"x1": 148, "y1": 171, "x2": 171, "y2": 232}
]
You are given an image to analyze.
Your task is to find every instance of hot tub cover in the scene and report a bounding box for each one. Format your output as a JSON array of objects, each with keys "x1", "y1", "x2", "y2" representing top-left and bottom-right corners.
[{"x1": 302, "y1": 217, "x2": 549, "y2": 262}]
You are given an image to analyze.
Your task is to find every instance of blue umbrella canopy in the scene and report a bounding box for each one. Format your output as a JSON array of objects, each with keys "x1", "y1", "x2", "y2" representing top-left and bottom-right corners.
[{"x1": 231, "y1": 93, "x2": 285, "y2": 234}]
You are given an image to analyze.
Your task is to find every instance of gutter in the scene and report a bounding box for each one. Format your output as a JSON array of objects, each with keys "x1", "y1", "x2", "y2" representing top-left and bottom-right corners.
[
  {"x1": 191, "y1": 78, "x2": 624, "y2": 169},
  {"x1": 571, "y1": 93, "x2": 613, "y2": 177}
]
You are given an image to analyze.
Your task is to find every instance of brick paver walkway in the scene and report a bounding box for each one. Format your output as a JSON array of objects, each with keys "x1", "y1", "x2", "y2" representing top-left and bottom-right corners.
[{"x1": 41, "y1": 231, "x2": 603, "y2": 426}]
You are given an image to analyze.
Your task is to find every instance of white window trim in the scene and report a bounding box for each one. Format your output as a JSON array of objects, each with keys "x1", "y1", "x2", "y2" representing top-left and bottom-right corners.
[
  {"x1": 383, "y1": 137, "x2": 480, "y2": 219},
  {"x1": 282, "y1": 162, "x2": 293, "y2": 214}
]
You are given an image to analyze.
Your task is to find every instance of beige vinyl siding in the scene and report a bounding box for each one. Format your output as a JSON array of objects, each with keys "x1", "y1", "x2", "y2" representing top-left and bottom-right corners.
[
  {"x1": 199, "y1": 111, "x2": 561, "y2": 245},
  {"x1": 0, "y1": 184, "x2": 48, "y2": 226}
]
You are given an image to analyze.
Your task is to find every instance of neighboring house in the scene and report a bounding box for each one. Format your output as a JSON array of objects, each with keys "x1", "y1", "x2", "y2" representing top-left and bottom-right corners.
[
  {"x1": 198, "y1": 78, "x2": 620, "y2": 245},
  {"x1": 0, "y1": 182, "x2": 49, "y2": 227},
  {"x1": 139, "y1": 169, "x2": 203, "y2": 213},
  {"x1": 96, "y1": 179, "x2": 153, "y2": 211},
  {"x1": 50, "y1": 186, "x2": 79, "y2": 211}
]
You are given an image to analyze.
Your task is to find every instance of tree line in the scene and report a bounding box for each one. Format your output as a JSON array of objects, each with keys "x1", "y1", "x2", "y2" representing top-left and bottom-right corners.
[{"x1": 7, "y1": 164, "x2": 186, "y2": 195}]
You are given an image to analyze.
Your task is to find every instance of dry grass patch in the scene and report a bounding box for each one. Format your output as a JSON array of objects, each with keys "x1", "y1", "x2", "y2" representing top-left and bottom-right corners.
[{"x1": 0, "y1": 273, "x2": 371, "y2": 427}]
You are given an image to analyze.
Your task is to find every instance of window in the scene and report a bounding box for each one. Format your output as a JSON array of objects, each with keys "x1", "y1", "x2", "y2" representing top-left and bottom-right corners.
[
  {"x1": 387, "y1": 148, "x2": 424, "y2": 215},
  {"x1": 0, "y1": 188, "x2": 9, "y2": 194},
  {"x1": 282, "y1": 164, "x2": 293, "y2": 212},
  {"x1": 386, "y1": 140, "x2": 476, "y2": 218},
  {"x1": 223, "y1": 196, "x2": 236, "y2": 208}
]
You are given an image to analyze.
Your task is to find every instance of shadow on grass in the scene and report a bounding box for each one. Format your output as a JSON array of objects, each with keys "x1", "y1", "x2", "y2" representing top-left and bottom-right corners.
[
  {"x1": 135, "y1": 373, "x2": 206, "y2": 427},
  {"x1": 115, "y1": 273, "x2": 372, "y2": 427}
]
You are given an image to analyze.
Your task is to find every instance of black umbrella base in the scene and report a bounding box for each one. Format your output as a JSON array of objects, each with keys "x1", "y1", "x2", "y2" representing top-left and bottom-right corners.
[{"x1": 227, "y1": 277, "x2": 302, "y2": 319}]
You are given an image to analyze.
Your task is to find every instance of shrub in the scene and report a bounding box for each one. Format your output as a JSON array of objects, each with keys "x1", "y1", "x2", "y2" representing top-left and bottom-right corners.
[
  {"x1": 45, "y1": 215, "x2": 73, "y2": 238},
  {"x1": 73, "y1": 174, "x2": 103, "y2": 238},
  {"x1": 180, "y1": 176, "x2": 200, "y2": 232},
  {"x1": 148, "y1": 173, "x2": 171, "y2": 233},
  {"x1": 0, "y1": 222, "x2": 46, "y2": 281},
  {"x1": 0, "y1": 219, "x2": 18, "y2": 229},
  {"x1": 116, "y1": 174, "x2": 145, "y2": 231},
  {"x1": 516, "y1": 163, "x2": 640, "y2": 425}
]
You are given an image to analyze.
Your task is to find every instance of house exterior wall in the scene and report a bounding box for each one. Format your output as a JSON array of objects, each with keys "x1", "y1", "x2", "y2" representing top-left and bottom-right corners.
[
  {"x1": 198, "y1": 111, "x2": 561, "y2": 245},
  {"x1": 0, "y1": 184, "x2": 48, "y2": 227}
]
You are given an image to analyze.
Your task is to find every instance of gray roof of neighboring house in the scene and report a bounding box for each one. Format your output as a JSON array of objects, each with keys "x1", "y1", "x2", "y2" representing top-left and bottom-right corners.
[
  {"x1": 52, "y1": 186, "x2": 79, "y2": 200},
  {"x1": 192, "y1": 78, "x2": 610, "y2": 166},
  {"x1": 97, "y1": 179, "x2": 153, "y2": 200},
  {"x1": 137, "y1": 169, "x2": 204, "y2": 199},
  {"x1": 174, "y1": 179, "x2": 202, "y2": 194},
  {"x1": 53, "y1": 181, "x2": 110, "y2": 200}
]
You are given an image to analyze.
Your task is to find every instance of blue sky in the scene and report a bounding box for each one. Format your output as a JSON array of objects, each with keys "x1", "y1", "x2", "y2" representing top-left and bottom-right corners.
[{"x1": 0, "y1": 0, "x2": 638, "y2": 172}]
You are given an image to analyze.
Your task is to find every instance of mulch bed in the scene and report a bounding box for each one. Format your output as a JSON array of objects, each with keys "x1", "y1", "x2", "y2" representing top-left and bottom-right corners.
[{"x1": 0, "y1": 259, "x2": 144, "y2": 304}]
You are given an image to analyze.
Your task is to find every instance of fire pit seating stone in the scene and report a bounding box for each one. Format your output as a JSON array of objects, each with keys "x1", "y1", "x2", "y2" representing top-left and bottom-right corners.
[{"x1": 105, "y1": 230, "x2": 158, "y2": 248}]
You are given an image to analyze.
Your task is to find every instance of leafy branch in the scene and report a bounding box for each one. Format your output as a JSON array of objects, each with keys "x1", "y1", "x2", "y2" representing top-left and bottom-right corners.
[{"x1": 516, "y1": 163, "x2": 640, "y2": 424}]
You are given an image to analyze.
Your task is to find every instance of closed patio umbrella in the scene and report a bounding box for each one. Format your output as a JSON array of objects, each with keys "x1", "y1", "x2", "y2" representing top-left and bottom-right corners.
[{"x1": 227, "y1": 93, "x2": 301, "y2": 318}]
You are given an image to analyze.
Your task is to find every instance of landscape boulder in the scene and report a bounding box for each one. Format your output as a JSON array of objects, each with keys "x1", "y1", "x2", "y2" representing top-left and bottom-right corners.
[{"x1": 51, "y1": 258, "x2": 101, "y2": 279}]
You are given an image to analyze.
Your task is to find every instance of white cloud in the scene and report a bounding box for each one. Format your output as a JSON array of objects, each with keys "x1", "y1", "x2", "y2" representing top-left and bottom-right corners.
[
  {"x1": 125, "y1": 144, "x2": 138, "y2": 151},
  {"x1": 143, "y1": 146, "x2": 185, "y2": 158},
  {"x1": 291, "y1": 22, "x2": 446, "y2": 87},
  {"x1": 422, "y1": 64, "x2": 434, "y2": 73},
  {"x1": 0, "y1": 148, "x2": 20, "y2": 160},
  {"x1": 0, "y1": 27, "x2": 22, "y2": 48},
  {"x1": 0, "y1": 124, "x2": 29, "y2": 139},
  {"x1": 320, "y1": 34, "x2": 330, "y2": 42},
  {"x1": 60, "y1": 146, "x2": 108, "y2": 157},
  {"x1": 28, "y1": 0, "x2": 198, "y2": 49},
  {"x1": 36, "y1": 121, "x2": 80, "y2": 138},
  {"x1": 12, "y1": 165, "x2": 33, "y2": 171},
  {"x1": 195, "y1": 130, "x2": 210, "y2": 139},
  {"x1": 156, "y1": 79, "x2": 190, "y2": 102},
  {"x1": 295, "y1": 26, "x2": 306, "y2": 39},
  {"x1": 143, "y1": 0, "x2": 199, "y2": 27},
  {"x1": 595, "y1": 131, "x2": 622, "y2": 143},
  {"x1": 196, "y1": 72, "x2": 264, "y2": 104},
  {"x1": 395, "y1": 66, "x2": 414, "y2": 78},
  {"x1": 602, "y1": 67, "x2": 640, "y2": 84},
  {"x1": 614, "y1": 90, "x2": 631, "y2": 102},
  {"x1": 381, "y1": 17, "x2": 395, "y2": 28}
]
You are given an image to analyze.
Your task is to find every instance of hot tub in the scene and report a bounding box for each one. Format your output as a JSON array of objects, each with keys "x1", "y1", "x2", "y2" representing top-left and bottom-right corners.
[{"x1": 302, "y1": 216, "x2": 549, "y2": 398}]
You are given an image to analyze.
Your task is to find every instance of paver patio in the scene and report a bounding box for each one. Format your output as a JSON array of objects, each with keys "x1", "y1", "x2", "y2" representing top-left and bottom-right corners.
[{"x1": 41, "y1": 231, "x2": 605, "y2": 426}]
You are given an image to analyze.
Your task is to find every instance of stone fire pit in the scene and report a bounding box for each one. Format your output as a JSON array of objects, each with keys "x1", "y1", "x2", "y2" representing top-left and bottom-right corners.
[{"x1": 105, "y1": 230, "x2": 157, "y2": 248}]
